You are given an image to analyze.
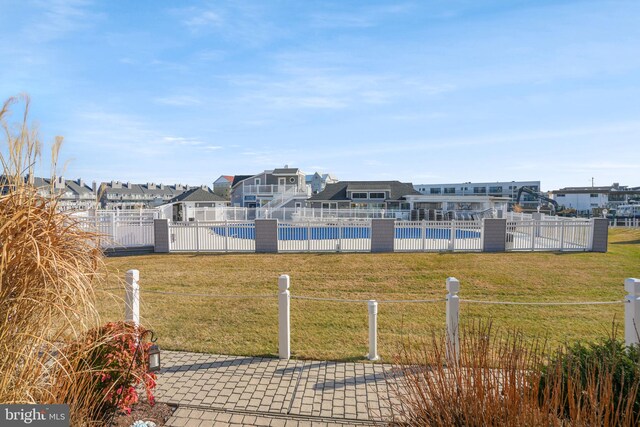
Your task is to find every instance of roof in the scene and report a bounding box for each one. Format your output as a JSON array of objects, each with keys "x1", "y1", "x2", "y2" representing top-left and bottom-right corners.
[
  {"x1": 309, "y1": 181, "x2": 420, "y2": 201},
  {"x1": 232, "y1": 175, "x2": 252, "y2": 187},
  {"x1": 214, "y1": 175, "x2": 234, "y2": 184},
  {"x1": 552, "y1": 185, "x2": 640, "y2": 195},
  {"x1": 272, "y1": 168, "x2": 300, "y2": 175},
  {"x1": 169, "y1": 188, "x2": 227, "y2": 203}
]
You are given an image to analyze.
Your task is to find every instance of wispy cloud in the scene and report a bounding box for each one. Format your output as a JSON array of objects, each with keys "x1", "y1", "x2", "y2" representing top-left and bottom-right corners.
[
  {"x1": 162, "y1": 136, "x2": 204, "y2": 146},
  {"x1": 154, "y1": 95, "x2": 203, "y2": 107},
  {"x1": 28, "y1": 0, "x2": 100, "y2": 43},
  {"x1": 309, "y1": 3, "x2": 415, "y2": 29}
]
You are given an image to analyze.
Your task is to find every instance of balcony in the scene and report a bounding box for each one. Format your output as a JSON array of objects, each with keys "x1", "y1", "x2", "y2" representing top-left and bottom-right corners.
[{"x1": 242, "y1": 184, "x2": 300, "y2": 195}]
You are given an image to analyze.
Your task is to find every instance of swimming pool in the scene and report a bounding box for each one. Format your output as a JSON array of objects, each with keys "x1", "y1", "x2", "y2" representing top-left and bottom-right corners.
[{"x1": 210, "y1": 226, "x2": 481, "y2": 240}]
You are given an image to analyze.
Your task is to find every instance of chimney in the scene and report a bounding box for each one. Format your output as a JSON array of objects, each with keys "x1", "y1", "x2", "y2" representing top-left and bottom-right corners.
[
  {"x1": 54, "y1": 176, "x2": 65, "y2": 190},
  {"x1": 111, "y1": 180, "x2": 122, "y2": 189},
  {"x1": 159, "y1": 183, "x2": 165, "y2": 190},
  {"x1": 147, "y1": 182, "x2": 156, "y2": 190},
  {"x1": 76, "y1": 178, "x2": 84, "y2": 187},
  {"x1": 126, "y1": 182, "x2": 132, "y2": 189},
  {"x1": 92, "y1": 181, "x2": 97, "y2": 193}
]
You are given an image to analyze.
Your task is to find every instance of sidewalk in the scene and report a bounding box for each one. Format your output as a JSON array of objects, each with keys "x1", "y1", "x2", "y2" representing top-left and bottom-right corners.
[{"x1": 155, "y1": 351, "x2": 402, "y2": 426}]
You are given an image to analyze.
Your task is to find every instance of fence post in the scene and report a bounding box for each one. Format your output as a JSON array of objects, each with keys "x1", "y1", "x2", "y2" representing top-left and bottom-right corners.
[
  {"x1": 278, "y1": 274, "x2": 291, "y2": 359},
  {"x1": 125, "y1": 269, "x2": 140, "y2": 327},
  {"x1": 446, "y1": 277, "x2": 460, "y2": 364},
  {"x1": 625, "y1": 278, "x2": 640, "y2": 347},
  {"x1": 449, "y1": 220, "x2": 456, "y2": 251},
  {"x1": 368, "y1": 300, "x2": 379, "y2": 361}
]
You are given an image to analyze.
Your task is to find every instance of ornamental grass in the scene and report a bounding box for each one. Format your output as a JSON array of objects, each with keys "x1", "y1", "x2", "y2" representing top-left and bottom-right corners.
[
  {"x1": 390, "y1": 321, "x2": 640, "y2": 426},
  {"x1": 0, "y1": 95, "x2": 152, "y2": 424}
]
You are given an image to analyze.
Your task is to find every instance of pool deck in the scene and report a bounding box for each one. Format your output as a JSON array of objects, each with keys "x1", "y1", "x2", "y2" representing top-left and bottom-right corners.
[{"x1": 156, "y1": 351, "x2": 403, "y2": 426}]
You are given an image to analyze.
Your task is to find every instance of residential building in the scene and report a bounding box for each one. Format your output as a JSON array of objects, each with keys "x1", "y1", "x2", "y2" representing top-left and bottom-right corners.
[
  {"x1": 26, "y1": 176, "x2": 97, "y2": 210},
  {"x1": 213, "y1": 175, "x2": 234, "y2": 199},
  {"x1": 306, "y1": 172, "x2": 339, "y2": 195},
  {"x1": 161, "y1": 187, "x2": 230, "y2": 221},
  {"x1": 230, "y1": 167, "x2": 309, "y2": 209},
  {"x1": 551, "y1": 183, "x2": 640, "y2": 215},
  {"x1": 98, "y1": 181, "x2": 190, "y2": 209},
  {"x1": 413, "y1": 180, "x2": 542, "y2": 210},
  {"x1": 307, "y1": 181, "x2": 420, "y2": 210}
]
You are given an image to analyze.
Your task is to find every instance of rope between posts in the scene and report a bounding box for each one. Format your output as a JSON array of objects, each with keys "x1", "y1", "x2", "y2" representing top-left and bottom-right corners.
[
  {"x1": 460, "y1": 299, "x2": 627, "y2": 306},
  {"x1": 141, "y1": 290, "x2": 277, "y2": 299},
  {"x1": 291, "y1": 296, "x2": 445, "y2": 303}
]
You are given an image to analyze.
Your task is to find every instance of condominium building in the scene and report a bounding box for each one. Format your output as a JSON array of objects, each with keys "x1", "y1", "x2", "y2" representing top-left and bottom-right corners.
[{"x1": 413, "y1": 180, "x2": 542, "y2": 210}]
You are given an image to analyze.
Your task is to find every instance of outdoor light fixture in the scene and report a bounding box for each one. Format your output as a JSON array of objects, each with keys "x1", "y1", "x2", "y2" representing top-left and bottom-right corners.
[{"x1": 148, "y1": 343, "x2": 161, "y2": 372}]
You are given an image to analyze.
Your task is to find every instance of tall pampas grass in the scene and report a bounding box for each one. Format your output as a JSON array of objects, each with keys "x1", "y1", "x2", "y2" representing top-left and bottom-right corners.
[
  {"x1": 389, "y1": 321, "x2": 640, "y2": 426},
  {"x1": 0, "y1": 95, "x2": 109, "y2": 423}
]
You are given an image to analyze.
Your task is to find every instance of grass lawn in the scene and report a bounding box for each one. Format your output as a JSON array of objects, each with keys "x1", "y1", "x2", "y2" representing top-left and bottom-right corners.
[{"x1": 97, "y1": 228, "x2": 640, "y2": 361}]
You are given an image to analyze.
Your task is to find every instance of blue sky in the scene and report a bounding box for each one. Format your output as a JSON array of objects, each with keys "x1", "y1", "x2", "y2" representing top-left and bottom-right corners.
[{"x1": 1, "y1": 0, "x2": 639, "y2": 191}]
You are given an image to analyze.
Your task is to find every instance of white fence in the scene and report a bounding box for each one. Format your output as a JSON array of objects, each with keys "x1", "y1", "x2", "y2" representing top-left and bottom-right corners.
[
  {"x1": 168, "y1": 221, "x2": 256, "y2": 252},
  {"x1": 277, "y1": 221, "x2": 372, "y2": 252},
  {"x1": 506, "y1": 220, "x2": 592, "y2": 251},
  {"x1": 611, "y1": 218, "x2": 640, "y2": 228},
  {"x1": 74, "y1": 210, "x2": 155, "y2": 248},
  {"x1": 394, "y1": 220, "x2": 483, "y2": 252},
  {"x1": 123, "y1": 271, "x2": 638, "y2": 362}
]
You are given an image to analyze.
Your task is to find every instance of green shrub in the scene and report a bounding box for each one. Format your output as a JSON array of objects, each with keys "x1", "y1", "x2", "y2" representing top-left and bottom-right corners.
[{"x1": 539, "y1": 337, "x2": 640, "y2": 422}]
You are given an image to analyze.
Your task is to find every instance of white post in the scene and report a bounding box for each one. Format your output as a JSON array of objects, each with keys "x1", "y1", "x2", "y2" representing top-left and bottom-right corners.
[
  {"x1": 625, "y1": 278, "x2": 640, "y2": 347},
  {"x1": 421, "y1": 220, "x2": 427, "y2": 251},
  {"x1": 449, "y1": 220, "x2": 456, "y2": 251},
  {"x1": 195, "y1": 221, "x2": 200, "y2": 252},
  {"x1": 368, "y1": 300, "x2": 379, "y2": 361},
  {"x1": 278, "y1": 274, "x2": 291, "y2": 359},
  {"x1": 224, "y1": 220, "x2": 229, "y2": 252},
  {"x1": 125, "y1": 269, "x2": 140, "y2": 327},
  {"x1": 446, "y1": 277, "x2": 460, "y2": 364}
]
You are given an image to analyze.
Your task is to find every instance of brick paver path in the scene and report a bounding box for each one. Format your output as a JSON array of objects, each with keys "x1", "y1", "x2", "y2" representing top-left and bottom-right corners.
[{"x1": 156, "y1": 351, "x2": 402, "y2": 426}]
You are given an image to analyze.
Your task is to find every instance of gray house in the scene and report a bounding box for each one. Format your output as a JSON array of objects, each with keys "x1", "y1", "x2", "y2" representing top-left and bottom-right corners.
[
  {"x1": 230, "y1": 167, "x2": 309, "y2": 209},
  {"x1": 307, "y1": 181, "x2": 420, "y2": 210}
]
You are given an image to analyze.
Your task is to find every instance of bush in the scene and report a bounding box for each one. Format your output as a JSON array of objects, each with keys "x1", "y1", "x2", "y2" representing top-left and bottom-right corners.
[
  {"x1": 539, "y1": 337, "x2": 640, "y2": 423},
  {"x1": 390, "y1": 322, "x2": 640, "y2": 426},
  {"x1": 78, "y1": 321, "x2": 157, "y2": 416}
]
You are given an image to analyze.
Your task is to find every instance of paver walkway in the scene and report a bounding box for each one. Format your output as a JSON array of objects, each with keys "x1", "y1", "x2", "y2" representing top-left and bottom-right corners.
[{"x1": 155, "y1": 351, "x2": 403, "y2": 426}]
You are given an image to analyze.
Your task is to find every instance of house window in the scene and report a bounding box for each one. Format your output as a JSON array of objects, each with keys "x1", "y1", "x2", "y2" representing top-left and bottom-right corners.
[
  {"x1": 444, "y1": 187, "x2": 455, "y2": 194},
  {"x1": 557, "y1": 194, "x2": 565, "y2": 197},
  {"x1": 351, "y1": 192, "x2": 367, "y2": 199},
  {"x1": 255, "y1": 178, "x2": 261, "y2": 185},
  {"x1": 278, "y1": 178, "x2": 286, "y2": 186},
  {"x1": 369, "y1": 192, "x2": 385, "y2": 199},
  {"x1": 430, "y1": 188, "x2": 441, "y2": 194},
  {"x1": 489, "y1": 186, "x2": 503, "y2": 194},
  {"x1": 590, "y1": 194, "x2": 598, "y2": 198},
  {"x1": 473, "y1": 187, "x2": 486, "y2": 194}
]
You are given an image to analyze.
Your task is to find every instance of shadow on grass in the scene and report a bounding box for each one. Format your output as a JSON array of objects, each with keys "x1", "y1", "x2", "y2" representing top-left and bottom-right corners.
[{"x1": 610, "y1": 239, "x2": 640, "y2": 245}]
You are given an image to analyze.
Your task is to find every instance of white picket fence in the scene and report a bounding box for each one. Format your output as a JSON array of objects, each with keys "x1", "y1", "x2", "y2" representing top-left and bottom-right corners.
[
  {"x1": 611, "y1": 218, "x2": 640, "y2": 228},
  {"x1": 506, "y1": 219, "x2": 593, "y2": 251},
  {"x1": 394, "y1": 220, "x2": 483, "y2": 252},
  {"x1": 277, "y1": 222, "x2": 372, "y2": 252},
  {"x1": 74, "y1": 210, "x2": 156, "y2": 248},
  {"x1": 168, "y1": 221, "x2": 256, "y2": 252}
]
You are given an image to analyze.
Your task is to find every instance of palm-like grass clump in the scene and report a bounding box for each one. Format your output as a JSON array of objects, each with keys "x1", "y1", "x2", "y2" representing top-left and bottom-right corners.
[{"x1": 0, "y1": 95, "x2": 108, "y2": 422}]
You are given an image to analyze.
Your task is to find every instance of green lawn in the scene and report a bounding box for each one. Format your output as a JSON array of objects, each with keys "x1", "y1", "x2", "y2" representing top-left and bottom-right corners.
[{"x1": 97, "y1": 228, "x2": 640, "y2": 361}]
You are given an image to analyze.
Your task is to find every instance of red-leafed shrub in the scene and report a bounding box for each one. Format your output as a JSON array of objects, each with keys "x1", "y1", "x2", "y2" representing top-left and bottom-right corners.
[{"x1": 80, "y1": 321, "x2": 157, "y2": 416}]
